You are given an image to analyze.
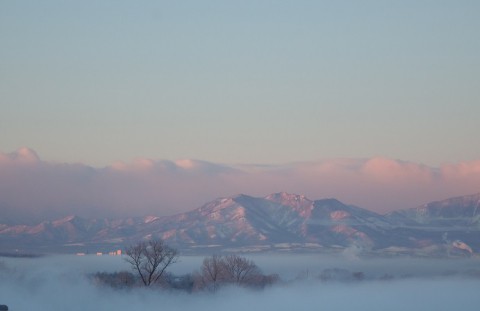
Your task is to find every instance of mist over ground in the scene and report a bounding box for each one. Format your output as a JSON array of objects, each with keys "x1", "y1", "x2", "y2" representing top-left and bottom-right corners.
[{"x1": 1, "y1": 254, "x2": 479, "y2": 311}]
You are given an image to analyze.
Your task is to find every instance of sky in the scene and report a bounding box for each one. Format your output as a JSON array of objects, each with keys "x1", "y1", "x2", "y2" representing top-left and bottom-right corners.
[
  {"x1": 1, "y1": 0, "x2": 479, "y2": 167},
  {"x1": 1, "y1": 1, "x2": 480, "y2": 223}
]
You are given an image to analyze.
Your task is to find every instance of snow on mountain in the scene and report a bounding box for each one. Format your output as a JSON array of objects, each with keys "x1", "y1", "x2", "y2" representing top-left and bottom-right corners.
[
  {"x1": 265, "y1": 192, "x2": 314, "y2": 216},
  {"x1": 1, "y1": 192, "x2": 480, "y2": 255},
  {"x1": 143, "y1": 216, "x2": 160, "y2": 224},
  {"x1": 387, "y1": 193, "x2": 480, "y2": 228}
]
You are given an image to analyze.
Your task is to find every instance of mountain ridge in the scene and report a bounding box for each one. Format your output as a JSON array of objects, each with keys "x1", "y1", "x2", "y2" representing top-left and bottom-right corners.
[{"x1": 1, "y1": 192, "x2": 480, "y2": 256}]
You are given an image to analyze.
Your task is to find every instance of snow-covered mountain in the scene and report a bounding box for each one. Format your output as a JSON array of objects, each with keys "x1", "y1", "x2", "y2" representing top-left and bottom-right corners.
[
  {"x1": 387, "y1": 193, "x2": 480, "y2": 228},
  {"x1": 1, "y1": 192, "x2": 479, "y2": 255}
]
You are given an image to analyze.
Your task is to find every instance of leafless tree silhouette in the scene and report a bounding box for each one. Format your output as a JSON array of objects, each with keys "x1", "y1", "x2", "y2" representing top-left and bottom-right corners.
[
  {"x1": 198, "y1": 254, "x2": 225, "y2": 291},
  {"x1": 124, "y1": 239, "x2": 178, "y2": 286},
  {"x1": 195, "y1": 254, "x2": 270, "y2": 291},
  {"x1": 222, "y1": 254, "x2": 261, "y2": 285}
]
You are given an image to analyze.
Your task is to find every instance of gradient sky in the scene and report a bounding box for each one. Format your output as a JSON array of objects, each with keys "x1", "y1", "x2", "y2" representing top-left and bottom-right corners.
[{"x1": 1, "y1": 0, "x2": 479, "y2": 167}]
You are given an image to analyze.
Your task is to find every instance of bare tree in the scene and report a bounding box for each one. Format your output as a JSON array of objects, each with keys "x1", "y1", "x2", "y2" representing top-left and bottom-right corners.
[
  {"x1": 197, "y1": 254, "x2": 225, "y2": 292},
  {"x1": 222, "y1": 254, "x2": 261, "y2": 285},
  {"x1": 124, "y1": 239, "x2": 178, "y2": 286},
  {"x1": 194, "y1": 254, "x2": 269, "y2": 291}
]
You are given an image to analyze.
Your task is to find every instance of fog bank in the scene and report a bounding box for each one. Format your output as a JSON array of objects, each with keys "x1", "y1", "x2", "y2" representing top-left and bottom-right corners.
[{"x1": 1, "y1": 255, "x2": 479, "y2": 311}]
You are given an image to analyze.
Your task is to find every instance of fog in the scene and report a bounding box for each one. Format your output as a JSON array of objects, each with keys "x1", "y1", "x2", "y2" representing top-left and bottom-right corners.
[{"x1": 1, "y1": 254, "x2": 480, "y2": 310}]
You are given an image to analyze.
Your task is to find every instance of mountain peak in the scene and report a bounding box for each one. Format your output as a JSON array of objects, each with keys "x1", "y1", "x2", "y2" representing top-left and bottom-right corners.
[
  {"x1": 430, "y1": 193, "x2": 480, "y2": 206},
  {"x1": 265, "y1": 192, "x2": 312, "y2": 205},
  {"x1": 52, "y1": 215, "x2": 78, "y2": 226},
  {"x1": 390, "y1": 192, "x2": 480, "y2": 227},
  {"x1": 233, "y1": 193, "x2": 255, "y2": 200},
  {"x1": 263, "y1": 192, "x2": 314, "y2": 217},
  {"x1": 314, "y1": 198, "x2": 346, "y2": 207}
]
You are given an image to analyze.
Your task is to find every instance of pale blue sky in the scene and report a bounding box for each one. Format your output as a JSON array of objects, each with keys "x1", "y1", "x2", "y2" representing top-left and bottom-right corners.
[{"x1": 1, "y1": 0, "x2": 479, "y2": 167}]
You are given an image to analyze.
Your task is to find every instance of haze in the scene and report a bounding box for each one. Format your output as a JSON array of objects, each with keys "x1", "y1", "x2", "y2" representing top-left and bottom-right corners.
[
  {"x1": 1, "y1": 254, "x2": 480, "y2": 311},
  {"x1": 1, "y1": 148, "x2": 480, "y2": 224}
]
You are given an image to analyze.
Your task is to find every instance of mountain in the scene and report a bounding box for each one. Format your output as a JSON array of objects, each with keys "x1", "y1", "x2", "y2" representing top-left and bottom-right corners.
[
  {"x1": 1, "y1": 192, "x2": 480, "y2": 256},
  {"x1": 125, "y1": 193, "x2": 394, "y2": 249},
  {"x1": 387, "y1": 193, "x2": 480, "y2": 228},
  {"x1": 384, "y1": 193, "x2": 480, "y2": 254}
]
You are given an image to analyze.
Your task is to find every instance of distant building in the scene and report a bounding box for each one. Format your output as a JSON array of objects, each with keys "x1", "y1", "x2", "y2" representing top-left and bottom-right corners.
[
  {"x1": 451, "y1": 240, "x2": 473, "y2": 255},
  {"x1": 108, "y1": 249, "x2": 123, "y2": 256}
]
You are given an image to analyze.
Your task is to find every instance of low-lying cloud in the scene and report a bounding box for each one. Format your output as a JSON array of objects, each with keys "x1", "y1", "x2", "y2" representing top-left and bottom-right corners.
[
  {"x1": 1, "y1": 255, "x2": 479, "y2": 311},
  {"x1": 1, "y1": 148, "x2": 479, "y2": 223}
]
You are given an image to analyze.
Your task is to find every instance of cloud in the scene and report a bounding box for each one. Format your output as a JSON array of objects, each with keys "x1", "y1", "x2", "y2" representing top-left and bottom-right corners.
[
  {"x1": 0, "y1": 148, "x2": 479, "y2": 224},
  {"x1": 0, "y1": 147, "x2": 40, "y2": 164}
]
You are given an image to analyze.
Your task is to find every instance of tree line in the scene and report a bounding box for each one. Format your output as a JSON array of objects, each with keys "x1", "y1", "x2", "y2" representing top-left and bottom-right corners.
[
  {"x1": 92, "y1": 239, "x2": 279, "y2": 292},
  {"x1": 193, "y1": 253, "x2": 279, "y2": 291}
]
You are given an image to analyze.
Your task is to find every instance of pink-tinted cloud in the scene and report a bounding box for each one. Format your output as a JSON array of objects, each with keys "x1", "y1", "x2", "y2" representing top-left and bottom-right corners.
[{"x1": 0, "y1": 148, "x2": 479, "y2": 224}]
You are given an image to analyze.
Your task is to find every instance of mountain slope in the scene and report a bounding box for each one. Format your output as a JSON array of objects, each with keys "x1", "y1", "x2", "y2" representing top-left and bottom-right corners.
[
  {"x1": 1, "y1": 192, "x2": 480, "y2": 255},
  {"x1": 387, "y1": 193, "x2": 480, "y2": 228},
  {"x1": 138, "y1": 193, "x2": 396, "y2": 249}
]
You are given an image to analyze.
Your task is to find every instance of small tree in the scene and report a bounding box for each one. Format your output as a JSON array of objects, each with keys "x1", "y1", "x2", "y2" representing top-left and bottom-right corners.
[
  {"x1": 195, "y1": 254, "x2": 272, "y2": 291},
  {"x1": 124, "y1": 239, "x2": 178, "y2": 286},
  {"x1": 222, "y1": 254, "x2": 261, "y2": 285},
  {"x1": 198, "y1": 254, "x2": 225, "y2": 292}
]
